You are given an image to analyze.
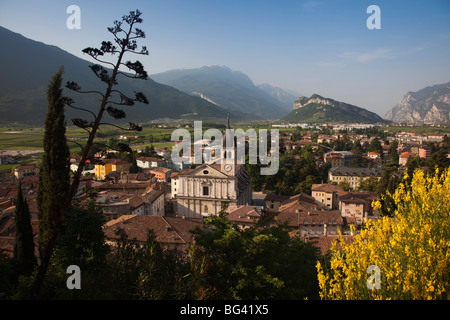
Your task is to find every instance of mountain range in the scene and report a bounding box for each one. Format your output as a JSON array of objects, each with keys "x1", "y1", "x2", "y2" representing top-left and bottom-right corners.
[
  {"x1": 3, "y1": 25, "x2": 445, "y2": 126},
  {"x1": 150, "y1": 66, "x2": 294, "y2": 119},
  {"x1": 384, "y1": 82, "x2": 450, "y2": 123},
  {"x1": 0, "y1": 26, "x2": 231, "y2": 125},
  {"x1": 282, "y1": 94, "x2": 385, "y2": 124},
  {"x1": 0, "y1": 26, "x2": 299, "y2": 125}
]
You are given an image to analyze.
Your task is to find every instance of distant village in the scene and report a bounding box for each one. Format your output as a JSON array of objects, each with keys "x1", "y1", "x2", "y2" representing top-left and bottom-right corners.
[{"x1": 1, "y1": 123, "x2": 449, "y2": 256}]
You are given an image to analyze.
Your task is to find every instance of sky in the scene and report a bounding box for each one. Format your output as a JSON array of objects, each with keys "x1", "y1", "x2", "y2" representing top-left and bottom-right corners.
[{"x1": 1, "y1": 0, "x2": 450, "y2": 117}]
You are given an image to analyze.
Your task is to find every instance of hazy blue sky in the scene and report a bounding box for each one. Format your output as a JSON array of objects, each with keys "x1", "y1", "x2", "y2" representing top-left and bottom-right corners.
[{"x1": 1, "y1": 0, "x2": 449, "y2": 117}]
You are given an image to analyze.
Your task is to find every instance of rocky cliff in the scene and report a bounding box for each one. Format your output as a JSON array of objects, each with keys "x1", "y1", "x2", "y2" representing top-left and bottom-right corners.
[
  {"x1": 384, "y1": 82, "x2": 450, "y2": 123},
  {"x1": 283, "y1": 94, "x2": 384, "y2": 123}
]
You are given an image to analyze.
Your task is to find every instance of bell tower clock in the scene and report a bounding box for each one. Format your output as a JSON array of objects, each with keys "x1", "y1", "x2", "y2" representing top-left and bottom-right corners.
[{"x1": 222, "y1": 114, "x2": 236, "y2": 176}]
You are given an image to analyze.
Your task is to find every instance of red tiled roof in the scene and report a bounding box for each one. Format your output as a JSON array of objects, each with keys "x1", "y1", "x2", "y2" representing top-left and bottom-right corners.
[
  {"x1": 311, "y1": 184, "x2": 344, "y2": 193},
  {"x1": 226, "y1": 205, "x2": 262, "y2": 223},
  {"x1": 103, "y1": 215, "x2": 208, "y2": 250}
]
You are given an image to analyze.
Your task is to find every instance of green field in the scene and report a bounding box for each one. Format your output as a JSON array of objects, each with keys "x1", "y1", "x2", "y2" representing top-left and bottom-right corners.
[
  {"x1": 1, "y1": 122, "x2": 448, "y2": 154},
  {"x1": 384, "y1": 125, "x2": 450, "y2": 135}
]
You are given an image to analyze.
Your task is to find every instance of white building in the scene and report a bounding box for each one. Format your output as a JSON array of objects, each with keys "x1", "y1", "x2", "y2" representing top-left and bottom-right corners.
[
  {"x1": 136, "y1": 156, "x2": 165, "y2": 168},
  {"x1": 175, "y1": 117, "x2": 252, "y2": 218}
]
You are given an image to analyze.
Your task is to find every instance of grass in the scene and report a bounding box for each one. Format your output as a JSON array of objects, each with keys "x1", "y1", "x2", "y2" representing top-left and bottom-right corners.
[
  {"x1": 1, "y1": 123, "x2": 448, "y2": 153},
  {"x1": 385, "y1": 125, "x2": 450, "y2": 135}
]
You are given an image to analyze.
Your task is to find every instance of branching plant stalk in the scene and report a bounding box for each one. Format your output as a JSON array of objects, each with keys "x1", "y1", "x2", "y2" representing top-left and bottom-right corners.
[{"x1": 31, "y1": 14, "x2": 142, "y2": 298}]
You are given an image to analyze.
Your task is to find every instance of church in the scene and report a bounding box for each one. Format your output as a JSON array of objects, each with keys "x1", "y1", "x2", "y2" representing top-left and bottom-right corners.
[{"x1": 174, "y1": 117, "x2": 253, "y2": 218}]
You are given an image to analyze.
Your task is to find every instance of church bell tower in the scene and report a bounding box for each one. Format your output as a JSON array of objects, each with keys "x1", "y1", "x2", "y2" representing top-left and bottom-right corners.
[{"x1": 222, "y1": 114, "x2": 236, "y2": 176}]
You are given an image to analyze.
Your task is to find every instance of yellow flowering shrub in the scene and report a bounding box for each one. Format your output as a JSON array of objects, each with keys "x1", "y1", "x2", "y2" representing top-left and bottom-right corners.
[{"x1": 317, "y1": 168, "x2": 450, "y2": 299}]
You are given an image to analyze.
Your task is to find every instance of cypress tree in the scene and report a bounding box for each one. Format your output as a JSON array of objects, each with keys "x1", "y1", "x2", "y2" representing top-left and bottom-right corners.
[
  {"x1": 14, "y1": 181, "x2": 37, "y2": 276},
  {"x1": 37, "y1": 67, "x2": 70, "y2": 261}
]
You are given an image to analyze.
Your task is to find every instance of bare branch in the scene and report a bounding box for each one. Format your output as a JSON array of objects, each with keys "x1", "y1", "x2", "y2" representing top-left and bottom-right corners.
[
  {"x1": 62, "y1": 97, "x2": 98, "y2": 120},
  {"x1": 99, "y1": 121, "x2": 142, "y2": 132},
  {"x1": 88, "y1": 55, "x2": 116, "y2": 68},
  {"x1": 67, "y1": 140, "x2": 86, "y2": 152}
]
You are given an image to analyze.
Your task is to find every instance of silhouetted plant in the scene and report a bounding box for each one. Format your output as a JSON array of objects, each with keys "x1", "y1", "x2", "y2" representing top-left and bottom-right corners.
[{"x1": 31, "y1": 10, "x2": 150, "y2": 297}]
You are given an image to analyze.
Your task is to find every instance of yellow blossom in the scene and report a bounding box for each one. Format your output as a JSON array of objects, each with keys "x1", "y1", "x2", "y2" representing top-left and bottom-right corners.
[{"x1": 317, "y1": 168, "x2": 450, "y2": 300}]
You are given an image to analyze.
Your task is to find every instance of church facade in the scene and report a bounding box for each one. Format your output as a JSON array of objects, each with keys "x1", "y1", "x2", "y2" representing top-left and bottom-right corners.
[{"x1": 174, "y1": 117, "x2": 253, "y2": 218}]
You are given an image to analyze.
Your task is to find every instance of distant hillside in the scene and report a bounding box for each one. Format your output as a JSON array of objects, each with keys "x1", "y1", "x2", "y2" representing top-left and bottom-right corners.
[
  {"x1": 0, "y1": 26, "x2": 231, "y2": 125},
  {"x1": 256, "y1": 83, "x2": 300, "y2": 110},
  {"x1": 384, "y1": 81, "x2": 450, "y2": 123},
  {"x1": 282, "y1": 94, "x2": 384, "y2": 124},
  {"x1": 151, "y1": 66, "x2": 291, "y2": 120}
]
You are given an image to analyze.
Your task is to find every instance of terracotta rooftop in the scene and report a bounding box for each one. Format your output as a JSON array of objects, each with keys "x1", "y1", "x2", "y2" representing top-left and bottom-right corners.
[
  {"x1": 103, "y1": 215, "x2": 208, "y2": 251},
  {"x1": 277, "y1": 209, "x2": 343, "y2": 228},
  {"x1": 339, "y1": 191, "x2": 378, "y2": 204},
  {"x1": 136, "y1": 156, "x2": 164, "y2": 162},
  {"x1": 264, "y1": 193, "x2": 290, "y2": 202},
  {"x1": 311, "y1": 184, "x2": 344, "y2": 193},
  {"x1": 226, "y1": 205, "x2": 262, "y2": 224},
  {"x1": 278, "y1": 193, "x2": 318, "y2": 214}
]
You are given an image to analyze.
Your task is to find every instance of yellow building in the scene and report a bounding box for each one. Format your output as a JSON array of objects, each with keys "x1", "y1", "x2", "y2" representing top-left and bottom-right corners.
[{"x1": 95, "y1": 159, "x2": 130, "y2": 180}]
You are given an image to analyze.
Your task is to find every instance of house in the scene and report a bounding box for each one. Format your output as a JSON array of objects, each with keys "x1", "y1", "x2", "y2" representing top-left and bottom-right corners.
[
  {"x1": 323, "y1": 151, "x2": 356, "y2": 168},
  {"x1": 119, "y1": 135, "x2": 139, "y2": 140},
  {"x1": 14, "y1": 165, "x2": 39, "y2": 179},
  {"x1": 136, "y1": 156, "x2": 165, "y2": 169},
  {"x1": 141, "y1": 189, "x2": 165, "y2": 216},
  {"x1": 94, "y1": 159, "x2": 130, "y2": 180},
  {"x1": 102, "y1": 215, "x2": 207, "y2": 252},
  {"x1": 276, "y1": 206, "x2": 343, "y2": 237},
  {"x1": 367, "y1": 152, "x2": 380, "y2": 160},
  {"x1": 96, "y1": 188, "x2": 165, "y2": 220},
  {"x1": 97, "y1": 182, "x2": 151, "y2": 195},
  {"x1": 339, "y1": 191, "x2": 378, "y2": 227},
  {"x1": 264, "y1": 193, "x2": 290, "y2": 213},
  {"x1": 225, "y1": 205, "x2": 264, "y2": 229},
  {"x1": 106, "y1": 171, "x2": 154, "y2": 184},
  {"x1": 419, "y1": 145, "x2": 431, "y2": 159},
  {"x1": 328, "y1": 166, "x2": 382, "y2": 190},
  {"x1": 171, "y1": 172, "x2": 180, "y2": 198},
  {"x1": 145, "y1": 167, "x2": 172, "y2": 182},
  {"x1": 277, "y1": 193, "x2": 318, "y2": 213},
  {"x1": 70, "y1": 155, "x2": 92, "y2": 173},
  {"x1": 100, "y1": 195, "x2": 132, "y2": 221},
  {"x1": 399, "y1": 152, "x2": 415, "y2": 166},
  {"x1": 311, "y1": 184, "x2": 345, "y2": 210}
]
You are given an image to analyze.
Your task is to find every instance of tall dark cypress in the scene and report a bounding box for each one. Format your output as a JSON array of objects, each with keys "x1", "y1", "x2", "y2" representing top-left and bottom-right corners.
[
  {"x1": 14, "y1": 181, "x2": 37, "y2": 275},
  {"x1": 37, "y1": 67, "x2": 70, "y2": 261}
]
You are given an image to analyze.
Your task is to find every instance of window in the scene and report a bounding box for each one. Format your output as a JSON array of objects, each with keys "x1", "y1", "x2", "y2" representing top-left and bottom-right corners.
[{"x1": 203, "y1": 186, "x2": 209, "y2": 196}]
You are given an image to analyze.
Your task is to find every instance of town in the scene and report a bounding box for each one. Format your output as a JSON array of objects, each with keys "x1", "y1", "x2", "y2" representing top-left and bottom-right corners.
[{"x1": 2, "y1": 121, "x2": 449, "y2": 257}]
